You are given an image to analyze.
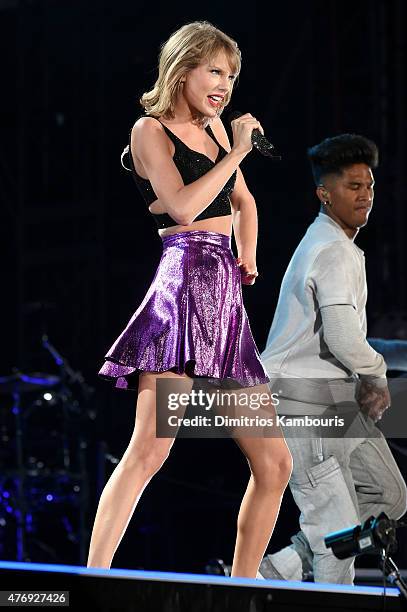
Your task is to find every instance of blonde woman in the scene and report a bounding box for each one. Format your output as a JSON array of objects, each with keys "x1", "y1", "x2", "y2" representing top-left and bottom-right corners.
[{"x1": 88, "y1": 21, "x2": 292, "y2": 578}]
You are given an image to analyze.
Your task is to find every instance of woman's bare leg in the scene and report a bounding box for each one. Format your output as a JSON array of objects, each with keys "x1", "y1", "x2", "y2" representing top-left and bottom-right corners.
[
  {"x1": 229, "y1": 384, "x2": 292, "y2": 578},
  {"x1": 87, "y1": 371, "x2": 192, "y2": 568}
]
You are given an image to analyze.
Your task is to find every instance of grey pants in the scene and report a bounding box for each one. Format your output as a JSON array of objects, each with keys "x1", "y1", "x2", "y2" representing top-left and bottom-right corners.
[{"x1": 265, "y1": 411, "x2": 407, "y2": 584}]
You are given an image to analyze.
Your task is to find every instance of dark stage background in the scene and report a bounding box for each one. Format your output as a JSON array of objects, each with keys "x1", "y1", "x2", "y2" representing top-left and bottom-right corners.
[{"x1": 1, "y1": 0, "x2": 407, "y2": 573}]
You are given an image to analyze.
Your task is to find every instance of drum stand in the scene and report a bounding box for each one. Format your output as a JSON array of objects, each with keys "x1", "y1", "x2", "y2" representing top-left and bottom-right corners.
[
  {"x1": 11, "y1": 387, "x2": 27, "y2": 561},
  {"x1": 42, "y1": 335, "x2": 95, "y2": 564},
  {"x1": 0, "y1": 358, "x2": 94, "y2": 564}
]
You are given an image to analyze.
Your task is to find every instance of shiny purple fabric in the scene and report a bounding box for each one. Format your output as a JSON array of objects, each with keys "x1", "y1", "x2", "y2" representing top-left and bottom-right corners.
[{"x1": 98, "y1": 230, "x2": 269, "y2": 390}]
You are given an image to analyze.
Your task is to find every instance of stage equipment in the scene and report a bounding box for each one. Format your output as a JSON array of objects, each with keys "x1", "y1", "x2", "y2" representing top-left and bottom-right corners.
[
  {"x1": 325, "y1": 513, "x2": 407, "y2": 600},
  {"x1": 0, "y1": 337, "x2": 95, "y2": 563}
]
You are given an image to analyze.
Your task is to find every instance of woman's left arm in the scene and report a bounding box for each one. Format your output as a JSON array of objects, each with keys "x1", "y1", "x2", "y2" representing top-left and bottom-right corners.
[
  {"x1": 211, "y1": 117, "x2": 259, "y2": 285},
  {"x1": 230, "y1": 167, "x2": 258, "y2": 284}
]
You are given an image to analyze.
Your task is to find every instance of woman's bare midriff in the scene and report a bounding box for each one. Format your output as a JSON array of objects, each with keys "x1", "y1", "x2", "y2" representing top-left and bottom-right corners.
[{"x1": 158, "y1": 213, "x2": 233, "y2": 238}]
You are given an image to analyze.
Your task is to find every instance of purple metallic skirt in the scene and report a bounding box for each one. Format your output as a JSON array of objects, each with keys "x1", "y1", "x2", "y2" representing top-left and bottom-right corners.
[{"x1": 98, "y1": 230, "x2": 269, "y2": 390}]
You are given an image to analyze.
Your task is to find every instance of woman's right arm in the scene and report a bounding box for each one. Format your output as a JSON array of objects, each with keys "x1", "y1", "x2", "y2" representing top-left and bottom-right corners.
[{"x1": 132, "y1": 115, "x2": 259, "y2": 226}]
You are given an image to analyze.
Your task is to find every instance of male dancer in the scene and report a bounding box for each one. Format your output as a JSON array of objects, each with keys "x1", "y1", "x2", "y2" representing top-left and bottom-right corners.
[{"x1": 258, "y1": 134, "x2": 407, "y2": 584}]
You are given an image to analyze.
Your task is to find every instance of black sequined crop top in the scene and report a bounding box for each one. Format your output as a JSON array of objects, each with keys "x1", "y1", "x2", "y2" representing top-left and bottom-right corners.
[{"x1": 122, "y1": 117, "x2": 237, "y2": 229}]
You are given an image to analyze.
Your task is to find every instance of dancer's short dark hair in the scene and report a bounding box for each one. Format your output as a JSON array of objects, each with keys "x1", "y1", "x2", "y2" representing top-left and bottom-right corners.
[{"x1": 307, "y1": 134, "x2": 379, "y2": 185}]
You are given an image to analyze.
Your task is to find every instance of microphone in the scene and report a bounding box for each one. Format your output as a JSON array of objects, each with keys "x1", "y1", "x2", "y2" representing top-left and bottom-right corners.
[{"x1": 228, "y1": 111, "x2": 281, "y2": 160}]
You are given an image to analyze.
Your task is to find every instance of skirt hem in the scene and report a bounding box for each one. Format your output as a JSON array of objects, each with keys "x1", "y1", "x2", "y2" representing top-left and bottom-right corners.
[{"x1": 98, "y1": 357, "x2": 270, "y2": 391}]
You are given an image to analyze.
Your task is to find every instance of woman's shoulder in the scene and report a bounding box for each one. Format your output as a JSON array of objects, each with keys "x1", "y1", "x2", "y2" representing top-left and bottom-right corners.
[
  {"x1": 133, "y1": 115, "x2": 163, "y2": 135},
  {"x1": 131, "y1": 115, "x2": 173, "y2": 158}
]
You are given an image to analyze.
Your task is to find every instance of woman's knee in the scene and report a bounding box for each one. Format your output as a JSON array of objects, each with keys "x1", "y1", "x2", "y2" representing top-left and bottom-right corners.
[
  {"x1": 121, "y1": 439, "x2": 173, "y2": 477},
  {"x1": 251, "y1": 447, "x2": 292, "y2": 491},
  {"x1": 276, "y1": 449, "x2": 293, "y2": 488}
]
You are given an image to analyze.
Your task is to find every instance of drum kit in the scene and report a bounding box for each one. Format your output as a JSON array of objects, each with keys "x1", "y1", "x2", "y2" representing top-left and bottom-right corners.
[{"x1": 0, "y1": 336, "x2": 95, "y2": 564}]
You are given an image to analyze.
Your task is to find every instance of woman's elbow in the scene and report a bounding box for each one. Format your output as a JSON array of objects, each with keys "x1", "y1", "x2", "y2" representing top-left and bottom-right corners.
[
  {"x1": 160, "y1": 198, "x2": 189, "y2": 226},
  {"x1": 173, "y1": 210, "x2": 192, "y2": 225},
  {"x1": 166, "y1": 208, "x2": 192, "y2": 226}
]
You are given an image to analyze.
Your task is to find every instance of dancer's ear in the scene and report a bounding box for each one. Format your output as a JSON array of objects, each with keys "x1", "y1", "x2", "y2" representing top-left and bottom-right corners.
[{"x1": 316, "y1": 184, "x2": 331, "y2": 207}]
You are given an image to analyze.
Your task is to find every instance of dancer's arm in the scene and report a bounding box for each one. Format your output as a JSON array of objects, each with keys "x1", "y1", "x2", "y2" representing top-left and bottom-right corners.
[
  {"x1": 320, "y1": 305, "x2": 387, "y2": 380},
  {"x1": 132, "y1": 115, "x2": 260, "y2": 226},
  {"x1": 321, "y1": 306, "x2": 390, "y2": 421},
  {"x1": 310, "y1": 242, "x2": 389, "y2": 419},
  {"x1": 311, "y1": 242, "x2": 387, "y2": 381}
]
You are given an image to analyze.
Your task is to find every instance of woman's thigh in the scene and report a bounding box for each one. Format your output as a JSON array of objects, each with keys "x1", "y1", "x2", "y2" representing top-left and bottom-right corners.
[{"x1": 124, "y1": 371, "x2": 194, "y2": 460}]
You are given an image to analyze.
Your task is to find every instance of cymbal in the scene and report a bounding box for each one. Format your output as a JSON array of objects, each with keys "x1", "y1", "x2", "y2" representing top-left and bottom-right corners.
[{"x1": 0, "y1": 372, "x2": 61, "y2": 394}]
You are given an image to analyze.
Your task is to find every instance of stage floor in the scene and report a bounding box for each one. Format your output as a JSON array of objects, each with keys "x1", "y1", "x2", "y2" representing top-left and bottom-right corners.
[{"x1": 0, "y1": 560, "x2": 403, "y2": 611}]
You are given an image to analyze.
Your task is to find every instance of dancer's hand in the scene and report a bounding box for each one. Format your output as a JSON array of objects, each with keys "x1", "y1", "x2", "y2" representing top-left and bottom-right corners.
[
  {"x1": 356, "y1": 379, "x2": 391, "y2": 422},
  {"x1": 236, "y1": 257, "x2": 259, "y2": 285},
  {"x1": 231, "y1": 113, "x2": 264, "y2": 156}
]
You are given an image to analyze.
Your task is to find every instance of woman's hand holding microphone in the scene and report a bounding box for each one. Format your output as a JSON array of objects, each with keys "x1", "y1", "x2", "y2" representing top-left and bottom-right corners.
[{"x1": 230, "y1": 112, "x2": 264, "y2": 156}]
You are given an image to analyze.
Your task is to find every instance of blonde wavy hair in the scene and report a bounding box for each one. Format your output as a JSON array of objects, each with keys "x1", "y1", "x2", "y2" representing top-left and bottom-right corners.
[{"x1": 140, "y1": 21, "x2": 241, "y2": 125}]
